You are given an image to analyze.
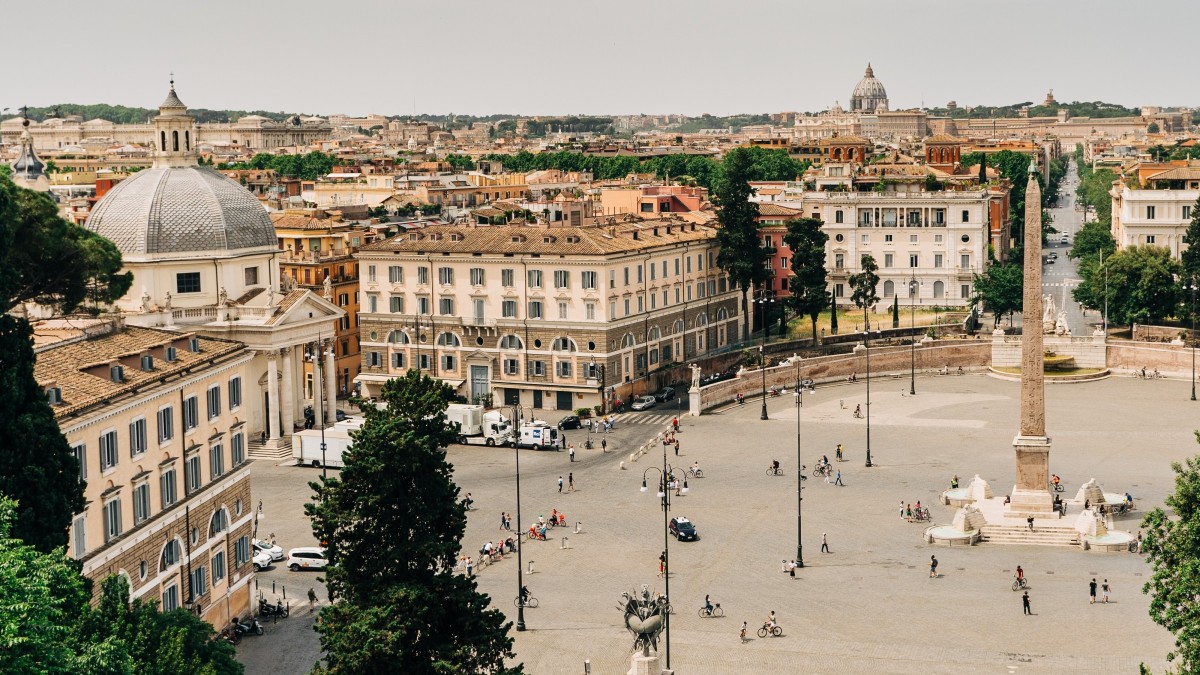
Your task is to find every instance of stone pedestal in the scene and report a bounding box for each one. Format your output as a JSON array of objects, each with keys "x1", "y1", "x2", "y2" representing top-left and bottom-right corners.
[
  {"x1": 1010, "y1": 435, "x2": 1054, "y2": 514},
  {"x1": 688, "y1": 388, "x2": 701, "y2": 417},
  {"x1": 627, "y1": 653, "x2": 660, "y2": 675}
]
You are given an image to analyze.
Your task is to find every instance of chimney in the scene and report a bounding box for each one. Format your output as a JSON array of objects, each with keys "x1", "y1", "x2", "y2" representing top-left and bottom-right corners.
[
  {"x1": 165, "y1": 346, "x2": 178, "y2": 362},
  {"x1": 140, "y1": 354, "x2": 155, "y2": 371},
  {"x1": 188, "y1": 337, "x2": 201, "y2": 353},
  {"x1": 110, "y1": 364, "x2": 125, "y2": 383}
]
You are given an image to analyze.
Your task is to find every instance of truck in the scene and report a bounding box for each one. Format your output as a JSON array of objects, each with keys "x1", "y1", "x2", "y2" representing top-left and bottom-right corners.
[
  {"x1": 292, "y1": 417, "x2": 365, "y2": 468},
  {"x1": 515, "y1": 421, "x2": 560, "y2": 450},
  {"x1": 447, "y1": 404, "x2": 514, "y2": 446}
]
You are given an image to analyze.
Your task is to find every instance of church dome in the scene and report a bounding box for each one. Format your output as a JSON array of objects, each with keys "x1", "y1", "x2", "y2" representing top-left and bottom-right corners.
[
  {"x1": 84, "y1": 165, "x2": 278, "y2": 259},
  {"x1": 850, "y1": 63, "x2": 889, "y2": 112}
]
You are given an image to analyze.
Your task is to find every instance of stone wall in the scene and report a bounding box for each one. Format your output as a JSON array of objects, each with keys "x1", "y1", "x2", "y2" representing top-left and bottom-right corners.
[
  {"x1": 1132, "y1": 324, "x2": 1195, "y2": 343},
  {"x1": 1108, "y1": 340, "x2": 1199, "y2": 378},
  {"x1": 991, "y1": 331, "x2": 1107, "y2": 369},
  {"x1": 697, "y1": 340, "x2": 991, "y2": 410}
]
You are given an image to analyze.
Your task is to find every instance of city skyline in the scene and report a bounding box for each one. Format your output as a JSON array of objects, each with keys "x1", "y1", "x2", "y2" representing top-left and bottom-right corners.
[{"x1": 5, "y1": 0, "x2": 1196, "y2": 118}]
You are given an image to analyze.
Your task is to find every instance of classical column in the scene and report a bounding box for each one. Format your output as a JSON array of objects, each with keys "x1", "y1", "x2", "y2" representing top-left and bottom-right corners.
[
  {"x1": 280, "y1": 347, "x2": 295, "y2": 436},
  {"x1": 266, "y1": 351, "x2": 281, "y2": 442},
  {"x1": 1011, "y1": 160, "x2": 1053, "y2": 514},
  {"x1": 312, "y1": 345, "x2": 323, "y2": 414},
  {"x1": 324, "y1": 339, "x2": 337, "y2": 425}
]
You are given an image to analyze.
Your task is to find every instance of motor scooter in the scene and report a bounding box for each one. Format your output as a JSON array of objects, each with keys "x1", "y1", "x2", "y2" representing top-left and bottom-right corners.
[
  {"x1": 259, "y1": 597, "x2": 289, "y2": 618},
  {"x1": 232, "y1": 617, "x2": 264, "y2": 637}
]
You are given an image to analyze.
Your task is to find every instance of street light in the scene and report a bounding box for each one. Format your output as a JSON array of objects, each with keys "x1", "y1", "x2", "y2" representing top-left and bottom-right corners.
[
  {"x1": 909, "y1": 276, "x2": 918, "y2": 396},
  {"x1": 306, "y1": 336, "x2": 330, "y2": 481},
  {"x1": 756, "y1": 289, "x2": 775, "y2": 421},
  {"x1": 640, "y1": 452, "x2": 685, "y2": 670},
  {"x1": 792, "y1": 373, "x2": 809, "y2": 567},
  {"x1": 509, "y1": 405, "x2": 527, "y2": 631},
  {"x1": 864, "y1": 328, "x2": 878, "y2": 468}
]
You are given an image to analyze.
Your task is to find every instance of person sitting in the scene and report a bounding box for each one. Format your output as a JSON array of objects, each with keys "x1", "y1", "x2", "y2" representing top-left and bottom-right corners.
[
  {"x1": 550, "y1": 509, "x2": 559, "y2": 526},
  {"x1": 939, "y1": 365, "x2": 949, "y2": 376},
  {"x1": 821, "y1": 455, "x2": 830, "y2": 467},
  {"x1": 950, "y1": 475, "x2": 959, "y2": 489},
  {"x1": 957, "y1": 366, "x2": 964, "y2": 375},
  {"x1": 538, "y1": 514, "x2": 546, "y2": 526},
  {"x1": 1003, "y1": 495, "x2": 1011, "y2": 505},
  {"x1": 537, "y1": 524, "x2": 547, "y2": 539},
  {"x1": 692, "y1": 461, "x2": 700, "y2": 474},
  {"x1": 1016, "y1": 565, "x2": 1024, "y2": 581}
]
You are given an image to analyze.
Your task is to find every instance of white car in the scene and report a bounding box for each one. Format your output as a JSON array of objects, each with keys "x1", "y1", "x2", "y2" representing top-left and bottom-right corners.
[
  {"x1": 254, "y1": 539, "x2": 285, "y2": 561},
  {"x1": 252, "y1": 550, "x2": 273, "y2": 572},
  {"x1": 630, "y1": 396, "x2": 657, "y2": 411},
  {"x1": 287, "y1": 547, "x2": 328, "y2": 571}
]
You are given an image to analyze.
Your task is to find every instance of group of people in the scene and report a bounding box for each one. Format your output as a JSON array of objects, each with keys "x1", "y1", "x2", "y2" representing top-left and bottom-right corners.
[
  {"x1": 900, "y1": 500, "x2": 926, "y2": 521},
  {"x1": 526, "y1": 510, "x2": 568, "y2": 541},
  {"x1": 661, "y1": 429, "x2": 681, "y2": 456}
]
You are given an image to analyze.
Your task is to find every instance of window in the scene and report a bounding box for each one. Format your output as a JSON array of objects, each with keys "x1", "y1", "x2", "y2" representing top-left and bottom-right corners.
[
  {"x1": 502, "y1": 300, "x2": 518, "y2": 318},
  {"x1": 212, "y1": 551, "x2": 226, "y2": 585},
  {"x1": 502, "y1": 269, "x2": 514, "y2": 287},
  {"x1": 338, "y1": 292, "x2": 349, "y2": 307},
  {"x1": 441, "y1": 355, "x2": 457, "y2": 371},
  {"x1": 835, "y1": 210, "x2": 844, "y2": 224},
  {"x1": 191, "y1": 566, "x2": 208, "y2": 597},
  {"x1": 554, "y1": 270, "x2": 570, "y2": 289},
  {"x1": 934, "y1": 254, "x2": 944, "y2": 268},
  {"x1": 637, "y1": 265, "x2": 644, "y2": 282},
  {"x1": 1146, "y1": 235, "x2": 1156, "y2": 244},
  {"x1": 100, "y1": 430, "x2": 118, "y2": 470},
  {"x1": 862, "y1": 234, "x2": 870, "y2": 243},
  {"x1": 909, "y1": 254, "x2": 919, "y2": 268},
  {"x1": 528, "y1": 270, "x2": 543, "y2": 288},
  {"x1": 530, "y1": 360, "x2": 546, "y2": 376},
  {"x1": 586, "y1": 302, "x2": 596, "y2": 320},
  {"x1": 439, "y1": 297, "x2": 454, "y2": 315},
  {"x1": 73, "y1": 514, "x2": 86, "y2": 558},
  {"x1": 437, "y1": 332, "x2": 461, "y2": 347},
  {"x1": 438, "y1": 267, "x2": 454, "y2": 285},
  {"x1": 390, "y1": 296, "x2": 403, "y2": 313},
  {"x1": 388, "y1": 265, "x2": 403, "y2": 283},
  {"x1": 650, "y1": 293, "x2": 656, "y2": 309},
  {"x1": 884, "y1": 253, "x2": 894, "y2": 268},
  {"x1": 835, "y1": 253, "x2": 844, "y2": 269},
  {"x1": 528, "y1": 301, "x2": 543, "y2": 319},
  {"x1": 367, "y1": 351, "x2": 382, "y2": 367},
  {"x1": 206, "y1": 385, "x2": 221, "y2": 419},
  {"x1": 781, "y1": 257, "x2": 789, "y2": 269},
  {"x1": 161, "y1": 467, "x2": 177, "y2": 508},
  {"x1": 609, "y1": 270, "x2": 616, "y2": 289},
  {"x1": 961, "y1": 254, "x2": 970, "y2": 269},
  {"x1": 961, "y1": 284, "x2": 971, "y2": 299},
  {"x1": 558, "y1": 301, "x2": 568, "y2": 319},
  {"x1": 183, "y1": 395, "x2": 198, "y2": 430},
  {"x1": 885, "y1": 234, "x2": 894, "y2": 243},
  {"x1": 685, "y1": 257, "x2": 691, "y2": 273},
  {"x1": 367, "y1": 295, "x2": 378, "y2": 313},
  {"x1": 582, "y1": 271, "x2": 597, "y2": 290},
  {"x1": 675, "y1": 258, "x2": 681, "y2": 275},
  {"x1": 133, "y1": 482, "x2": 151, "y2": 524},
  {"x1": 104, "y1": 497, "x2": 122, "y2": 543},
  {"x1": 210, "y1": 508, "x2": 227, "y2": 536},
  {"x1": 910, "y1": 234, "x2": 918, "y2": 243},
  {"x1": 650, "y1": 263, "x2": 656, "y2": 281},
  {"x1": 933, "y1": 209, "x2": 945, "y2": 225},
  {"x1": 1147, "y1": 205, "x2": 1156, "y2": 220},
  {"x1": 231, "y1": 433, "x2": 245, "y2": 466},
  {"x1": 500, "y1": 335, "x2": 523, "y2": 349},
  {"x1": 235, "y1": 536, "x2": 251, "y2": 567},
  {"x1": 556, "y1": 361, "x2": 572, "y2": 377},
  {"x1": 229, "y1": 376, "x2": 242, "y2": 409},
  {"x1": 609, "y1": 299, "x2": 617, "y2": 317},
  {"x1": 417, "y1": 354, "x2": 430, "y2": 370},
  {"x1": 185, "y1": 453, "x2": 201, "y2": 495},
  {"x1": 961, "y1": 210, "x2": 969, "y2": 222},
  {"x1": 129, "y1": 418, "x2": 147, "y2": 457},
  {"x1": 391, "y1": 352, "x2": 406, "y2": 368},
  {"x1": 244, "y1": 266, "x2": 259, "y2": 286},
  {"x1": 697, "y1": 283, "x2": 706, "y2": 299},
  {"x1": 623, "y1": 298, "x2": 631, "y2": 316},
  {"x1": 623, "y1": 267, "x2": 630, "y2": 285},
  {"x1": 72, "y1": 442, "x2": 86, "y2": 481},
  {"x1": 470, "y1": 268, "x2": 485, "y2": 286},
  {"x1": 367, "y1": 265, "x2": 377, "y2": 282},
  {"x1": 504, "y1": 358, "x2": 520, "y2": 375},
  {"x1": 417, "y1": 296, "x2": 430, "y2": 314},
  {"x1": 162, "y1": 585, "x2": 179, "y2": 612},
  {"x1": 210, "y1": 444, "x2": 224, "y2": 479},
  {"x1": 1185, "y1": 206, "x2": 1193, "y2": 220},
  {"x1": 417, "y1": 267, "x2": 430, "y2": 285},
  {"x1": 176, "y1": 272, "x2": 201, "y2": 294}
]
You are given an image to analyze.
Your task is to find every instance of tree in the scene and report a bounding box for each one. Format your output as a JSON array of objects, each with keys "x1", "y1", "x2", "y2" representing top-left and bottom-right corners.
[
  {"x1": 1075, "y1": 246, "x2": 1180, "y2": 325},
  {"x1": 305, "y1": 370, "x2": 519, "y2": 674},
  {"x1": 1141, "y1": 431, "x2": 1200, "y2": 670},
  {"x1": 1147, "y1": 121, "x2": 1160, "y2": 134},
  {"x1": 830, "y1": 294, "x2": 838, "y2": 335},
  {"x1": 891, "y1": 294, "x2": 900, "y2": 328},
  {"x1": 781, "y1": 218, "x2": 829, "y2": 344},
  {"x1": 971, "y1": 263, "x2": 1023, "y2": 328},
  {"x1": 1069, "y1": 220, "x2": 1117, "y2": 261},
  {"x1": 848, "y1": 254, "x2": 880, "y2": 331},
  {"x1": 714, "y1": 147, "x2": 766, "y2": 342},
  {"x1": 1181, "y1": 194, "x2": 1200, "y2": 284}
]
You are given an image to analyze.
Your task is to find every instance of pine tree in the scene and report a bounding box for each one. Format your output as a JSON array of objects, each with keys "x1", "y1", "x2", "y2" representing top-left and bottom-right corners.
[
  {"x1": 830, "y1": 294, "x2": 839, "y2": 335},
  {"x1": 782, "y1": 217, "x2": 829, "y2": 344},
  {"x1": 1181, "y1": 194, "x2": 1200, "y2": 284},
  {"x1": 714, "y1": 148, "x2": 766, "y2": 342},
  {"x1": 892, "y1": 294, "x2": 900, "y2": 328},
  {"x1": 849, "y1": 254, "x2": 881, "y2": 332}
]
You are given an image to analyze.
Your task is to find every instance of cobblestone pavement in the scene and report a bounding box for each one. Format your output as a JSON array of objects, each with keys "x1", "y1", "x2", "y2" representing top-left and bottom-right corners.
[{"x1": 242, "y1": 375, "x2": 1194, "y2": 673}]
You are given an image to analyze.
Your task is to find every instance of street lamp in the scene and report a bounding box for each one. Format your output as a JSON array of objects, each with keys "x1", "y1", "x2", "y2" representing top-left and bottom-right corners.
[
  {"x1": 909, "y1": 276, "x2": 919, "y2": 396},
  {"x1": 306, "y1": 337, "x2": 330, "y2": 481},
  {"x1": 640, "y1": 453, "x2": 685, "y2": 670},
  {"x1": 864, "y1": 328, "x2": 878, "y2": 468},
  {"x1": 509, "y1": 405, "x2": 528, "y2": 631},
  {"x1": 756, "y1": 289, "x2": 774, "y2": 421},
  {"x1": 792, "y1": 374, "x2": 809, "y2": 567}
]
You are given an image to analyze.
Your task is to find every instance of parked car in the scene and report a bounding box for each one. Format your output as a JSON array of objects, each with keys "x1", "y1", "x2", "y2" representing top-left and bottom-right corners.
[
  {"x1": 800, "y1": 378, "x2": 815, "y2": 389},
  {"x1": 558, "y1": 415, "x2": 582, "y2": 430},
  {"x1": 631, "y1": 396, "x2": 658, "y2": 411},
  {"x1": 1048, "y1": 252, "x2": 1058, "y2": 259},
  {"x1": 669, "y1": 516, "x2": 698, "y2": 541},
  {"x1": 287, "y1": 547, "x2": 328, "y2": 571},
  {"x1": 252, "y1": 550, "x2": 273, "y2": 572},
  {"x1": 335, "y1": 409, "x2": 349, "y2": 422},
  {"x1": 253, "y1": 539, "x2": 285, "y2": 561},
  {"x1": 653, "y1": 387, "x2": 676, "y2": 402}
]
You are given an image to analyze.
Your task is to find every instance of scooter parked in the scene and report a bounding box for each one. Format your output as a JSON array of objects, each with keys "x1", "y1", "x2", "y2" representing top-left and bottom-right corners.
[
  {"x1": 259, "y1": 597, "x2": 289, "y2": 618},
  {"x1": 232, "y1": 616, "x2": 264, "y2": 637}
]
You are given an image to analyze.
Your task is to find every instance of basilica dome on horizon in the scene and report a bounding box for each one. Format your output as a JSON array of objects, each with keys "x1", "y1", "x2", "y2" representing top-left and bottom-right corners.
[{"x1": 850, "y1": 63, "x2": 889, "y2": 113}]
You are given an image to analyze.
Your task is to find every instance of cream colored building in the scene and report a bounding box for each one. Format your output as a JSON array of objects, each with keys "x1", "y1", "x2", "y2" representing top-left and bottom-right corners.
[
  {"x1": 1110, "y1": 166, "x2": 1200, "y2": 257},
  {"x1": 36, "y1": 320, "x2": 254, "y2": 628},
  {"x1": 354, "y1": 219, "x2": 742, "y2": 409}
]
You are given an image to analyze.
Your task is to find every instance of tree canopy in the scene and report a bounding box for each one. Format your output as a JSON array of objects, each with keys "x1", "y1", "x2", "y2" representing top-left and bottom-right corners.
[
  {"x1": 1181, "y1": 194, "x2": 1200, "y2": 285},
  {"x1": 971, "y1": 262, "x2": 1023, "y2": 327},
  {"x1": 782, "y1": 217, "x2": 829, "y2": 343},
  {"x1": 1073, "y1": 246, "x2": 1179, "y2": 325},
  {"x1": 305, "y1": 370, "x2": 519, "y2": 674},
  {"x1": 848, "y1": 254, "x2": 880, "y2": 331},
  {"x1": 221, "y1": 151, "x2": 336, "y2": 181},
  {"x1": 713, "y1": 147, "x2": 766, "y2": 342}
]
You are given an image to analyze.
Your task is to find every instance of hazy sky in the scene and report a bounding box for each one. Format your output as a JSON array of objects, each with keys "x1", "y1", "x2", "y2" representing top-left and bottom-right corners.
[{"x1": 5, "y1": 0, "x2": 1195, "y2": 117}]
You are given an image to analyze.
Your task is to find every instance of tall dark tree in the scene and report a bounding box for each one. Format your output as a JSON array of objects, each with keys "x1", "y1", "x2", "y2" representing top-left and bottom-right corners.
[
  {"x1": 849, "y1": 254, "x2": 880, "y2": 332},
  {"x1": 714, "y1": 147, "x2": 766, "y2": 342},
  {"x1": 891, "y1": 294, "x2": 900, "y2": 328},
  {"x1": 830, "y1": 294, "x2": 839, "y2": 335},
  {"x1": 1181, "y1": 194, "x2": 1200, "y2": 284},
  {"x1": 305, "y1": 370, "x2": 519, "y2": 674},
  {"x1": 782, "y1": 217, "x2": 829, "y2": 344}
]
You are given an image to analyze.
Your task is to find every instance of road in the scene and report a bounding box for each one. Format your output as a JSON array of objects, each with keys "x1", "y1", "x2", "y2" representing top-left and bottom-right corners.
[{"x1": 1041, "y1": 159, "x2": 1096, "y2": 337}]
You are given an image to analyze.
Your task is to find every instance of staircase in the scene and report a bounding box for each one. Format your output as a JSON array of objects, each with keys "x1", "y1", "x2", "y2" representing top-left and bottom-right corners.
[
  {"x1": 249, "y1": 437, "x2": 293, "y2": 462},
  {"x1": 979, "y1": 523, "x2": 1079, "y2": 547}
]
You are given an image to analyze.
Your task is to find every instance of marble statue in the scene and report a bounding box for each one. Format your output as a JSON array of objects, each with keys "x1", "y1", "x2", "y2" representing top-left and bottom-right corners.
[
  {"x1": 1055, "y1": 311, "x2": 1070, "y2": 336},
  {"x1": 323, "y1": 275, "x2": 332, "y2": 300},
  {"x1": 1042, "y1": 294, "x2": 1056, "y2": 324},
  {"x1": 690, "y1": 363, "x2": 701, "y2": 389},
  {"x1": 266, "y1": 285, "x2": 275, "y2": 306},
  {"x1": 163, "y1": 291, "x2": 172, "y2": 311},
  {"x1": 218, "y1": 287, "x2": 229, "y2": 306},
  {"x1": 140, "y1": 288, "x2": 151, "y2": 312},
  {"x1": 620, "y1": 585, "x2": 668, "y2": 656}
]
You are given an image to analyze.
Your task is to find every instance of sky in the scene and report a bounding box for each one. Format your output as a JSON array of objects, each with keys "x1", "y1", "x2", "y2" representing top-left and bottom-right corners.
[{"x1": 4, "y1": 0, "x2": 1197, "y2": 118}]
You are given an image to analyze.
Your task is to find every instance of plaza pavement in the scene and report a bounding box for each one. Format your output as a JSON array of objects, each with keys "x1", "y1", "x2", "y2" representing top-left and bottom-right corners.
[{"x1": 240, "y1": 374, "x2": 1196, "y2": 674}]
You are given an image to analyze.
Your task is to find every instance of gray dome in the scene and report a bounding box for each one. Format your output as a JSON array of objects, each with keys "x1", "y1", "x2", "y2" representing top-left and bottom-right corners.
[
  {"x1": 850, "y1": 64, "x2": 888, "y2": 112},
  {"x1": 85, "y1": 166, "x2": 277, "y2": 257}
]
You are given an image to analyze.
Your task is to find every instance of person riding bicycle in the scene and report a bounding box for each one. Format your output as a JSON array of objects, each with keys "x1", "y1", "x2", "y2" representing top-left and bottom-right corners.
[
  {"x1": 1125, "y1": 492, "x2": 1134, "y2": 507},
  {"x1": 520, "y1": 585, "x2": 530, "y2": 604},
  {"x1": 765, "y1": 611, "x2": 777, "y2": 630},
  {"x1": 772, "y1": 459, "x2": 780, "y2": 474},
  {"x1": 1052, "y1": 474, "x2": 1061, "y2": 488},
  {"x1": 821, "y1": 454, "x2": 829, "y2": 467},
  {"x1": 1016, "y1": 565, "x2": 1025, "y2": 582},
  {"x1": 692, "y1": 461, "x2": 701, "y2": 475},
  {"x1": 704, "y1": 594, "x2": 714, "y2": 616}
]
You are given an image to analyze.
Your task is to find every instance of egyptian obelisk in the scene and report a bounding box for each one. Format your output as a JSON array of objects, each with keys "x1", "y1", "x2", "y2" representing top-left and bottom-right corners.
[{"x1": 1009, "y1": 159, "x2": 1053, "y2": 515}]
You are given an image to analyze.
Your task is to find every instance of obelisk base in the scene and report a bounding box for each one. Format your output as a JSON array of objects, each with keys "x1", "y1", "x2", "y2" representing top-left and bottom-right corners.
[
  {"x1": 627, "y1": 652, "x2": 661, "y2": 675},
  {"x1": 1009, "y1": 435, "x2": 1055, "y2": 515}
]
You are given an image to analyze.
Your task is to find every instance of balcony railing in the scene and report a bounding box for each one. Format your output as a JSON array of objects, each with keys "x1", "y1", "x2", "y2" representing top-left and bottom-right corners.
[{"x1": 280, "y1": 247, "x2": 359, "y2": 264}]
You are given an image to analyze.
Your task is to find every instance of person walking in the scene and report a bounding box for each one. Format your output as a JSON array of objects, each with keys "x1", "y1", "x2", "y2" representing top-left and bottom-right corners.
[
  {"x1": 569, "y1": 445, "x2": 575, "y2": 462},
  {"x1": 466, "y1": 556, "x2": 474, "y2": 577},
  {"x1": 500, "y1": 512, "x2": 507, "y2": 532},
  {"x1": 1101, "y1": 579, "x2": 1110, "y2": 603},
  {"x1": 601, "y1": 438, "x2": 607, "y2": 452},
  {"x1": 1089, "y1": 578, "x2": 1098, "y2": 604},
  {"x1": 740, "y1": 621, "x2": 748, "y2": 643},
  {"x1": 1022, "y1": 591, "x2": 1032, "y2": 615},
  {"x1": 674, "y1": 439, "x2": 681, "y2": 456},
  {"x1": 900, "y1": 501, "x2": 906, "y2": 519},
  {"x1": 308, "y1": 587, "x2": 318, "y2": 610},
  {"x1": 836, "y1": 443, "x2": 843, "y2": 462},
  {"x1": 821, "y1": 532, "x2": 830, "y2": 553},
  {"x1": 1027, "y1": 516, "x2": 1034, "y2": 531},
  {"x1": 929, "y1": 555, "x2": 939, "y2": 578},
  {"x1": 568, "y1": 472, "x2": 575, "y2": 492},
  {"x1": 558, "y1": 476, "x2": 564, "y2": 493},
  {"x1": 834, "y1": 470, "x2": 844, "y2": 486},
  {"x1": 789, "y1": 561, "x2": 796, "y2": 580}
]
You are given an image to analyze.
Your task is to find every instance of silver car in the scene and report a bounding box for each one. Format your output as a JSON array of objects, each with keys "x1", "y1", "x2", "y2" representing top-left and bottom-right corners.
[{"x1": 631, "y1": 396, "x2": 657, "y2": 411}]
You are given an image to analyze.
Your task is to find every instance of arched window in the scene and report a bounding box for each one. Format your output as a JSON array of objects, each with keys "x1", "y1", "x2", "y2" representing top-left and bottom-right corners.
[
  {"x1": 159, "y1": 538, "x2": 183, "y2": 572},
  {"x1": 387, "y1": 330, "x2": 410, "y2": 344},
  {"x1": 933, "y1": 280, "x2": 945, "y2": 299},
  {"x1": 209, "y1": 507, "x2": 229, "y2": 538},
  {"x1": 715, "y1": 307, "x2": 729, "y2": 321},
  {"x1": 172, "y1": 130, "x2": 179, "y2": 152},
  {"x1": 499, "y1": 335, "x2": 523, "y2": 350},
  {"x1": 647, "y1": 326, "x2": 661, "y2": 341},
  {"x1": 160, "y1": 131, "x2": 166, "y2": 151},
  {"x1": 185, "y1": 130, "x2": 190, "y2": 151},
  {"x1": 621, "y1": 333, "x2": 636, "y2": 349},
  {"x1": 551, "y1": 337, "x2": 577, "y2": 352},
  {"x1": 883, "y1": 280, "x2": 895, "y2": 297},
  {"x1": 436, "y1": 332, "x2": 461, "y2": 347},
  {"x1": 695, "y1": 312, "x2": 709, "y2": 327},
  {"x1": 673, "y1": 319, "x2": 685, "y2": 334}
]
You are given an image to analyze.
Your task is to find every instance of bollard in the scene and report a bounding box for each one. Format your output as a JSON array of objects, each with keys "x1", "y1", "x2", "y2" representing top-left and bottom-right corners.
[
  {"x1": 584, "y1": 659, "x2": 592, "y2": 675},
  {"x1": 620, "y1": 461, "x2": 626, "y2": 470},
  {"x1": 528, "y1": 560, "x2": 535, "y2": 574},
  {"x1": 574, "y1": 521, "x2": 582, "y2": 533},
  {"x1": 561, "y1": 537, "x2": 568, "y2": 549},
  {"x1": 272, "y1": 581, "x2": 276, "y2": 594},
  {"x1": 630, "y1": 453, "x2": 636, "y2": 463},
  {"x1": 282, "y1": 587, "x2": 286, "y2": 600}
]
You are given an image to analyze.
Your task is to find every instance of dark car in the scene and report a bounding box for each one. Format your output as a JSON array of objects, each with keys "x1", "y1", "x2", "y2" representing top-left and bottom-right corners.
[
  {"x1": 335, "y1": 409, "x2": 349, "y2": 422},
  {"x1": 653, "y1": 387, "x2": 677, "y2": 402},
  {"x1": 558, "y1": 415, "x2": 582, "y2": 430},
  {"x1": 669, "y1": 516, "x2": 698, "y2": 541}
]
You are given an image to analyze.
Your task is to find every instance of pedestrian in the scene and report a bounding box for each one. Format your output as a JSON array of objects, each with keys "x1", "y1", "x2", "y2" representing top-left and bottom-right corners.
[
  {"x1": 500, "y1": 512, "x2": 507, "y2": 532},
  {"x1": 466, "y1": 556, "x2": 474, "y2": 577},
  {"x1": 1089, "y1": 578, "x2": 1097, "y2": 604},
  {"x1": 261, "y1": 430, "x2": 267, "y2": 445},
  {"x1": 672, "y1": 416, "x2": 679, "y2": 432},
  {"x1": 740, "y1": 621, "x2": 748, "y2": 643},
  {"x1": 568, "y1": 472, "x2": 575, "y2": 492},
  {"x1": 1022, "y1": 591, "x2": 1031, "y2": 615},
  {"x1": 674, "y1": 440, "x2": 680, "y2": 456},
  {"x1": 505, "y1": 512, "x2": 512, "y2": 530},
  {"x1": 1027, "y1": 515, "x2": 1034, "y2": 531},
  {"x1": 834, "y1": 470, "x2": 844, "y2": 486},
  {"x1": 900, "y1": 501, "x2": 906, "y2": 519},
  {"x1": 821, "y1": 532, "x2": 830, "y2": 553},
  {"x1": 789, "y1": 560, "x2": 796, "y2": 580},
  {"x1": 929, "y1": 555, "x2": 939, "y2": 578},
  {"x1": 836, "y1": 444, "x2": 843, "y2": 462},
  {"x1": 569, "y1": 445, "x2": 575, "y2": 462},
  {"x1": 558, "y1": 476, "x2": 564, "y2": 493},
  {"x1": 308, "y1": 587, "x2": 318, "y2": 610},
  {"x1": 601, "y1": 438, "x2": 607, "y2": 452},
  {"x1": 1102, "y1": 579, "x2": 1110, "y2": 603},
  {"x1": 825, "y1": 469, "x2": 832, "y2": 484}
]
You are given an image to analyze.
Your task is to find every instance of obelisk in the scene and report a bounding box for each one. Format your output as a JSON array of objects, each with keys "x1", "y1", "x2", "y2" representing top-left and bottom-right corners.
[{"x1": 1010, "y1": 159, "x2": 1053, "y2": 515}]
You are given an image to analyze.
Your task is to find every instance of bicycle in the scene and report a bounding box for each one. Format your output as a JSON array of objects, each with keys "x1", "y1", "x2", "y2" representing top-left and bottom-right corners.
[
  {"x1": 514, "y1": 595, "x2": 539, "y2": 608},
  {"x1": 1012, "y1": 577, "x2": 1029, "y2": 592},
  {"x1": 812, "y1": 464, "x2": 832, "y2": 478},
  {"x1": 1050, "y1": 482, "x2": 1064, "y2": 493},
  {"x1": 686, "y1": 468, "x2": 704, "y2": 479},
  {"x1": 757, "y1": 623, "x2": 783, "y2": 638},
  {"x1": 698, "y1": 603, "x2": 724, "y2": 618},
  {"x1": 765, "y1": 466, "x2": 784, "y2": 476},
  {"x1": 911, "y1": 507, "x2": 931, "y2": 522}
]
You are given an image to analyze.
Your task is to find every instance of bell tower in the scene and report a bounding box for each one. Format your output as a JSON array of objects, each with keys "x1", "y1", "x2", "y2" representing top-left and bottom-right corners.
[{"x1": 153, "y1": 77, "x2": 197, "y2": 168}]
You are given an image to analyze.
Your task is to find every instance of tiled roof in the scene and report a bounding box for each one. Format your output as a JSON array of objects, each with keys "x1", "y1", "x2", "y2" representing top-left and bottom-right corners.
[
  {"x1": 756, "y1": 203, "x2": 803, "y2": 217},
  {"x1": 1146, "y1": 167, "x2": 1200, "y2": 181},
  {"x1": 34, "y1": 325, "x2": 245, "y2": 419},
  {"x1": 265, "y1": 289, "x2": 308, "y2": 325},
  {"x1": 925, "y1": 134, "x2": 964, "y2": 144}
]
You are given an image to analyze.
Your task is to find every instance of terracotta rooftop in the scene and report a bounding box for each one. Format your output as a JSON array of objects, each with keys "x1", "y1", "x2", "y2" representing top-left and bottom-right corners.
[
  {"x1": 756, "y1": 203, "x2": 803, "y2": 217},
  {"x1": 925, "y1": 134, "x2": 964, "y2": 144},
  {"x1": 1145, "y1": 166, "x2": 1200, "y2": 181}
]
